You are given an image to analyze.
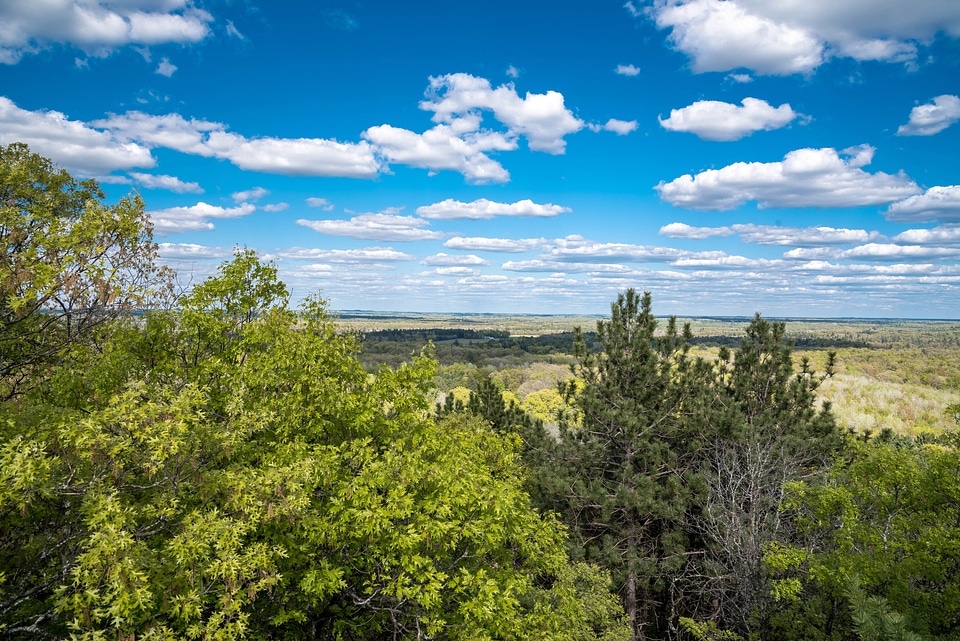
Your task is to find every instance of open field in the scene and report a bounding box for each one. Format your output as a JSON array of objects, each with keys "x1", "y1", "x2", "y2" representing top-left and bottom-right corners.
[{"x1": 346, "y1": 311, "x2": 960, "y2": 437}]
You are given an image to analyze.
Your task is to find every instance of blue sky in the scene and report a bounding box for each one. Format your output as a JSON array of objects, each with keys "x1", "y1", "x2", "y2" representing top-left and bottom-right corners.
[{"x1": 2, "y1": 1, "x2": 960, "y2": 318}]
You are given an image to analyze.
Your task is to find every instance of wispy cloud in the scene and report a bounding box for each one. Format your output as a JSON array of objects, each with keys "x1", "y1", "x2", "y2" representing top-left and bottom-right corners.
[
  {"x1": 615, "y1": 64, "x2": 641, "y2": 76},
  {"x1": 129, "y1": 172, "x2": 203, "y2": 193},
  {"x1": 232, "y1": 186, "x2": 269, "y2": 202},
  {"x1": 296, "y1": 211, "x2": 445, "y2": 241},
  {"x1": 443, "y1": 236, "x2": 547, "y2": 253},
  {"x1": 155, "y1": 57, "x2": 177, "y2": 77},
  {"x1": 416, "y1": 198, "x2": 570, "y2": 220}
]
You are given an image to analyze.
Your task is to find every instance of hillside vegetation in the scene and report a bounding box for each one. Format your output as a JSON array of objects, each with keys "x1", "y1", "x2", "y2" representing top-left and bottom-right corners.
[{"x1": 3, "y1": 144, "x2": 959, "y2": 641}]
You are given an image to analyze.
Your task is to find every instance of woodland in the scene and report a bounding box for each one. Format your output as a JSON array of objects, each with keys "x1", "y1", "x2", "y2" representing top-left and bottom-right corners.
[{"x1": 2, "y1": 141, "x2": 960, "y2": 641}]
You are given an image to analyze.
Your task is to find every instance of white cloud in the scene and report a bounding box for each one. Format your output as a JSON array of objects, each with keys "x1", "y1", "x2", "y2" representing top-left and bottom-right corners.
[
  {"x1": 672, "y1": 253, "x2": 781, "y2": 269},
  {"x1": 544, "y1": 236, "x2": 690, "y2": 263},
  {"x1": 296, "y1": 212, "x2": 444, "y2": 242},
  {"x1": 615, "y1": 64, "x2": 641, "y2": 76},
  {"x1": 0, "y1": 0, "x2": 212, "y2": 64},
  {"x1": 601, "y1": 118, "x2": 638, "y2": 135},
  {"x1": 97, "y1": 111, "x2": 382, "y2": 178},
  {"x1": 659, "y1": 98, "x2": 797, "y2": 141},
  {"x1": 506, "y1": 64, "x2": 520, "y2": 78},
  {"x1": 785, "y1": 243, "x2": 960, "y2": 261},
  {"x1": 653, "y1": 0, "x2": 823, "y2": 75},
  {"x1": 232, "y1": 186, "x2": 269, "y2": 202},
  {"x1": 306, "y1": 197, "x2": 335, "y2": 210},
  {"x1": 416, "y1": 198, "x2": 570, "y2": 220},
  {"x1": 421, "y1": 253, "x2": 491, "y2": 266},
  {"x1": 894, "y1": 226, "x2": 960, "y2": 246},
  {"x1": 157, "y1": 243, "x2": 233, "y2": 259},
  {"x1": 727, "y1": 73, "x2": 753, "y2": 83},
  {"x1": 261, "y1": 202, "x2": 289, "y2": 213},
  {"x1": 657, "y1": 145, "x2": 920, "y2": 210},
  {"x1": 648, "y1": 0, "x2": 960, "y2": 74},
  {"x1": 420, "y1": 73, "x2": 584, "y2": 154},
  {"x1": 277, "y1": 247, "x2": 417, "y2": 263},
  {"x1": 659, "y1": 222, "x2": 735, "y2": 239},
  {"x1": 431, "y1": 266, "x2": 481, "y2": 277},
  {"x1": 886, "y1": 186, "x2": 960, "y2": 223},
  {"x1": 147, "y1": 202, "x2": 256, "y2": 234},
  {"x1": 156, "y1": 57, "x2": 177, "y2": 76},
  {"x1": 443, "y1": 237, "x2": 546, "y2": 253},
  {"x1": 364, "y1": 117, "x2": 513, "y2": 184},
  {"x1": 501, "y1": 259, "x2": 637, "y2": 273},
  {"x1": 129, "y1": 171, "x2": 202, "y2": 193},
  {"x1": 0, "y1": 96, "x2": 154, "y2": 175},
  {"x1": 897, "y1": 95, "x2": 960, "y2": 136},
  {"x1": 205, "y1": 131, "x2": 381, "y2": 178},
  {"x1": 731, "y1": 224, "x2": 882, "y2": 246},
  {"x1": 225, "y1": 20, "x2": 244, "y2": 40}
]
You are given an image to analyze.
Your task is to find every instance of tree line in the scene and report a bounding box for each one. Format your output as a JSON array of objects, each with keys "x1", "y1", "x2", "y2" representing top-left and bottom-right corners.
[{"x1": 2, "y1": 143, "x2": 959, "y2": 640}]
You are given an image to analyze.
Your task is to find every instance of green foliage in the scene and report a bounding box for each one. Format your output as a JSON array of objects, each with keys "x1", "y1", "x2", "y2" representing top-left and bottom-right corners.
[
  {"x1": 0, "y1": 142, "x2": 170, "y2": 401},
  {"x1": 773, "y1": 438, "x2": 960, "y2": 640},
  {"x1": 1, "y1": 233, "x2": 628, "y2": 639}
]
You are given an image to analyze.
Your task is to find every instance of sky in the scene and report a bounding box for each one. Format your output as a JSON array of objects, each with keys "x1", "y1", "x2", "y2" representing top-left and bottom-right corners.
[{"x1": 2, "y1": 1, "x2": 960, "y2": 318}]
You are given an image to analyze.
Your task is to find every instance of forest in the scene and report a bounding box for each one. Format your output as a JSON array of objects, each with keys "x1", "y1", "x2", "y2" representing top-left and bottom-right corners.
[{"x1": 2, "y1": 141, "x2": 959, "y2": 641}]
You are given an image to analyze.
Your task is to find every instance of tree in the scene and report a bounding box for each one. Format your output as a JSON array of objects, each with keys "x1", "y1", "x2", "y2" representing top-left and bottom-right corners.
[
  {"x1": 549, "y1": 290, "x2": 720, "y2": 640},
  {"x1": 0, "y1": 142, "x2": 170, "y2": 401},
  {"x1": 2, "y1": 247, "x2": 629, "y2": 640},
  {"x1": 769, "y1": 436, "x2": 960, "y2": 641},
  {"x1": 694, "y1": 316, "x2": 841, "y2": 637}
]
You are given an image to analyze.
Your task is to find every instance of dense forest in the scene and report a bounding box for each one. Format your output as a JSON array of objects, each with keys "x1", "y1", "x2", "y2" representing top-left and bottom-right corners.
[{"x1": 3, "y1": 142, "x2": 960, "y2": 641}]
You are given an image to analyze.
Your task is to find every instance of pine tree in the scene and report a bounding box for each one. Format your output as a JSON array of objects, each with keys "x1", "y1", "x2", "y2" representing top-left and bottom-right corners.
[{"x1": 552, "y1": 290, "x2": 719, "y2": 640}]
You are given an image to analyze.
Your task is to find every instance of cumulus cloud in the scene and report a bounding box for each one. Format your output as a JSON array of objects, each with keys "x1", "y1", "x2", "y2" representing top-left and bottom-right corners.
[
  {"x1": 897, "y1": 95, "x2": 960, "y2": 136},
  {"x1": 364, "y1": 117, "x2": 513, "y2": 184},
  {"x1": 647, "y1": 0, "x2": 960, "y2": 74},
  {"x1": 156, "y1": 57, "x2": 177, "y2": 76},
  {"x1": 659, "y1": 98, "x2": 798, "y2": 141},
  {"x1": 129, "y1": 171, "x2": 202, "y2": 193},
  {"x1": 97, "y1": 111, "x2": 382, "y2": 178},
  {"x1": 261, "y1": 202, "x2": 289, "y2": 213},
  {"x1": 277, "y1": 247, "x2": 416, "y2": 263},
  {"x1": 656, "y1": 145, "x2": 920, "y2": 210},
  {"x1": 886, "y1": 185, "x2": 960, "y2": 223},
  {"x1": 659, "y1": 222, "x2": 735, "y2": 239},
  {"x1": 616, "y1": 64, "x2": 641, "y2": 76},
  {"x1": 232, "y1": 186, "x2": 269, "y2": 202},
  {"x1": 443, "y1": 237, "x2": 546, "y2": 253},
  {"x1": 653, "y1": 0, "x2": 823, "y2": 75},
  {"x1": 893, "y1": 226, "x2": 960, "y2": 246},
  {"x1": 147, "y1": 202, "x2": 256, "y2": 234},
  {"x1": 420, "y1": 73, "x2": 584, "y2": 154},
  {"x1": 421, "y1": 253, "x2": 491, "y2": 266},
  {"x1": 0, "y1": 96, "x2": 154, "y2": 175},
  {"x1": 0, "y1": 0, "x2": 213, "y2": 64},
  {"x1": 416, "y1": 198, "x2": 570, "y2": 220},
  {"x1": 296, "y1": 212, "x2": 444, "y2": 242},
  {"x1": 306, "y1": 197, "x2": 335, "y2": 210}
]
